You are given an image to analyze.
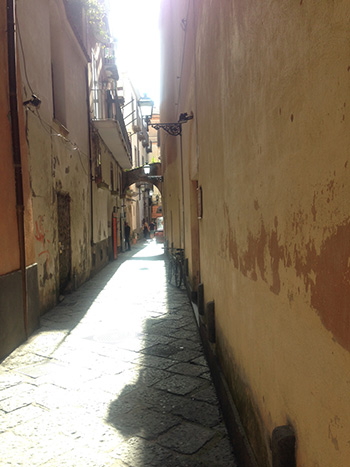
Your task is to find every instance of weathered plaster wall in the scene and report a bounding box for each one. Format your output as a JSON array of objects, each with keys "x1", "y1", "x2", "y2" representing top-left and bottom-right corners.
[
  {"x1": 0, "y1": 0, "x2": 36, "y2": 275},
  {"x1": 17, "y1": 0, "x2": 91, "y2": 311},
  {"x1": 92, "y1": 133, "x2": 113, "y2": 245},
  {"x1": 0, "y1": 0, "x2": 39, "y2": 358},
  {"x1": 0, "y1": 2, "x2": 20, "y2": 274},
  {"x1": 160, "y1": 0, "x2": 190, "y2": 252},
  {"x1": 161, "y1": 0, "x2": 350, "y2": 465},
  {"x1": 118, "y1": 73, "x2": 151, "y2": 240},
  {"x1": 90, "y1": 128, "x2": 124, "y2": 268}
]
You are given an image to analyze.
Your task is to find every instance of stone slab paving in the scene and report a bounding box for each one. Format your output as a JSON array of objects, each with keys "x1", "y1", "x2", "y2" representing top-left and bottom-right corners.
[{"x1": 0, "y1": 242, "x2": 238, "y2": 466}]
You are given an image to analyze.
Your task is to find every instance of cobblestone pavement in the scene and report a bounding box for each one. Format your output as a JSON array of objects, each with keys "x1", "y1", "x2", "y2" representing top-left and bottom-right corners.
[{"x1": 0, "y1": 242, "x2": 237, "y2": 466}]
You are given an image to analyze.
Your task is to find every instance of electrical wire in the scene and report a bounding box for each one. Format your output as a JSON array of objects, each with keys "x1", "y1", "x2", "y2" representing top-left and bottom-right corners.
[
  {"x1": 26, "y1": 108, "x2": 90, "y2": 179},
  {"x1": 176, "y1": 0, "x2": 191, "y2": 112},
  {"x1": 27, "y1": 107, "x2": 89, "y2": 161},
  {"x1": 77, "y1": 149, "x2": 89, "y2": 176},
  {"x1": 16, "y1": 10, "x2": 89, "y2": 175},
  {"x1": 16, "y1": 10, "x2": 34, "y2": 96}
]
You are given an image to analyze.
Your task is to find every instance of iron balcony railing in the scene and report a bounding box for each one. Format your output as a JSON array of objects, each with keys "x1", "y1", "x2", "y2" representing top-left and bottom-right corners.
[{"x1": 91, "y1": 88, "x2": 131, "y2": 155}]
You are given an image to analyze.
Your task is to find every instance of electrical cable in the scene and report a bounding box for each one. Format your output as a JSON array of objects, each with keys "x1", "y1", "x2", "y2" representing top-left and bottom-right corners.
[
  {"x1": 16, "y1": 10, "x2": 34, "y2": 95},
  {"x1": 16, "y1": 11, "x2": 89, "y2": 171},
  {"x1": 26, "y1": 106, "x2": 89, "y2": 158},
  {"x1": 176, "y1": 0, "x2": 191, "y2": 112}
]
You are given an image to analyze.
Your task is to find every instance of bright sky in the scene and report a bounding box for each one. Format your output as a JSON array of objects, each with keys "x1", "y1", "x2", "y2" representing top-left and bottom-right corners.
[{"x1": 107, "y1": 0, "x2": 162, "y2": 107}]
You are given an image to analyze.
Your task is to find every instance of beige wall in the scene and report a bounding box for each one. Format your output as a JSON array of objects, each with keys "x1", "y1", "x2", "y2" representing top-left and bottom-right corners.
[
  {"x1": 149, "y1": 112, "x2": 161, "y2": 163},
  {"x1": 119, "y1": 73, "x2": 152, "y2": 235},
  {"x1": 17, "y1": 0, "x2": 91, "y2": 310},
  {"x1": 160, "y1": 1, "x2": 350, "y2": 465}
]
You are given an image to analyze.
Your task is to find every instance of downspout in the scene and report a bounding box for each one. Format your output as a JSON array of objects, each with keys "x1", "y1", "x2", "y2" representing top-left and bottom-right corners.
[
  {"x1": 7, "y1": 0, "x2": 28, "y2": 337},
  {"x1": 179, "y1": 128, "x2": 185, "y2": 251},
  {"x1": 85, "y1": 66, "x2": 94, "y2": 246}
]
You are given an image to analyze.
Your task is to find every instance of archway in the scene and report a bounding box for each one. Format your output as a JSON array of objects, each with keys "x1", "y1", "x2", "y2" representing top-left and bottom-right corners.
[{"x1": 122, "y1": 163, "x2": 163, "y2": 194}]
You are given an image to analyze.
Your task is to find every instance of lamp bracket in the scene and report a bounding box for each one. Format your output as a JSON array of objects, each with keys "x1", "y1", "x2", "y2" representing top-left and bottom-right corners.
[
  {"x1": 150, "y1": 112, "x2": 193, "y2": 136},
  {"x1": 150, "y1": 122, "x2": 182, "y2": 136},
  {"x1": 147, "y1": 175, "x2": 163, "y2": 182}
]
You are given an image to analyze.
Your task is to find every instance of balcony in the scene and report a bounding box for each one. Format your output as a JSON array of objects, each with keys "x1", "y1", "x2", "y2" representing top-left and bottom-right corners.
[
  {"x1": 91, "y1": 88, "x2": 132, "y2": 169},
  {"x1": 103, "y1": 46, "x2": 119, "y2": 80}
]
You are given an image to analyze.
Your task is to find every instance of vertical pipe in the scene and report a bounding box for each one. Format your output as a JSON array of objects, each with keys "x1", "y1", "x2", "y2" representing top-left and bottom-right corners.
[
  {"x1": 85, "y1": 66, "x2": 94, "y2": 246},
  {"x1": 192, "y1": 0, "x2": 201, "y2": 284},
  {"x1": 179, "y1": 128, "x2": 186, "y2": 251},
  {"x1": 7, "y1": 0, "x2": 28, "y2": 337}
]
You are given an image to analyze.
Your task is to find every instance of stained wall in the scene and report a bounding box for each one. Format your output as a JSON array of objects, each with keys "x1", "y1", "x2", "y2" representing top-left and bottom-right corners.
[
  {"x1": 0, "y1": 0, "x2": 38, "y2": 358},
  {"x1": 0, "y1": 0, "x2": 20, "y2": 275},
  {"x1": 17, "y1": 0, "x2": 91, "y2": 311},
  {"x1": 160, "y1": 1, "x2": 350, "y2": 465}
]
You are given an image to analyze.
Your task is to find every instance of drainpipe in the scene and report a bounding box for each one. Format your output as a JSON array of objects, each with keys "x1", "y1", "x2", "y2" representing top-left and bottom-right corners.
[
  {"x1": 7, "y1": 0, "x2": 28, "y2": 337},
  {"x1": 179, "y1": 129, "x2": 186, "y2": 251},
  {"x1": 85, "y1": 66, "x2": 94, "y2": 246}
]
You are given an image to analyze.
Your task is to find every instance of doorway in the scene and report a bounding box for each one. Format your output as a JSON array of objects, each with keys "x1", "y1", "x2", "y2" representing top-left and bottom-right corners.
[
  {"x1": 57, "y1": 192, "x2": 71, "y2": 293},
  {"x1": 190, "y1": 181, "x2": 201, "y2": 289}
]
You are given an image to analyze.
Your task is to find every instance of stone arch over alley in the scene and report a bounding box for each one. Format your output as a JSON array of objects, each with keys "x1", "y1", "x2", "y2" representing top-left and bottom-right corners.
[{"x1": 122, "y1": 163, "x2": 163, "y2": 195}]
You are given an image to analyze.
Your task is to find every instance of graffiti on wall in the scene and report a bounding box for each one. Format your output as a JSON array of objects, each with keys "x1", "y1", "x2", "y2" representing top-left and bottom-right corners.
[{"x1": 34, "y1": 215, "x2": 50, "y2": 263}]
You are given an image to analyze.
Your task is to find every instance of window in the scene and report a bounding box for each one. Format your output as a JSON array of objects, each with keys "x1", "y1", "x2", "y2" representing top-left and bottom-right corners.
[
  {"x1": 95, "y1": 153, "x2": 102, "y2": 182},
  {"x1": 110, "y1": 163, "x2": 114, "y2": 190},
  {"x1": 50, "y1": 6, "x2": 67, "y2": 126}
]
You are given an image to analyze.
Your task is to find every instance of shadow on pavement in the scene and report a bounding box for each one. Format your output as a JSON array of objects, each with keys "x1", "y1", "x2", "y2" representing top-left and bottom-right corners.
[
  {"x1": 0, "y1": 242, "x2": 237, "y2": 467},
  {"x1": 1, "y1": 243, "x2": 146, "y2": 366},
  {"x1": 105, "y1": 249, "x2": 237, "y2": 467}
]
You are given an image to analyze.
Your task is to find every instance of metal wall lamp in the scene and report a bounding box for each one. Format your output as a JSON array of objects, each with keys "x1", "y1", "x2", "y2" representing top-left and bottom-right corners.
[
  {"x1": 139, "y1": 95, "x2": 154, "y2": 125},
  {"x1": 143, "y1": 164, "x2": 163, "y2": 182},
  {"x1": 150, "y1": 112, "x2": 194, "y2": 251},
  {"x1": 23, "y1": 94, "x2": 41, "y2": 108}
]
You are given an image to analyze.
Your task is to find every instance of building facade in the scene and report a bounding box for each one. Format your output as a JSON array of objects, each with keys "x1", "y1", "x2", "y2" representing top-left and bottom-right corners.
[
  {"x1": 1, "y1": 0, "x2": 155, "y2": 357},
  {"x1": 160, "y1": 1, "x2": 350, "y2": 466},
  {"x1": 90, "y1": 40, "x2": 131, "y2": 267},
  {"x1": 119, "y1": 74, "x2": 153, "y2": 238},
  {"x1": 12, "y1": 0, "x2": 140, "y2": 316},
  {"x1": 0, "y1": 0, "x2": 39, "y2": 359},
  {"x1": 16, "y1": 0, "x2": 93, "y2": 312}
]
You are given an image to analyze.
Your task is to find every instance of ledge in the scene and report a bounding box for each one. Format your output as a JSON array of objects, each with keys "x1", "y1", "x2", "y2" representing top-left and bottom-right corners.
[{"x1": 96, "y1": 181, "x2": 109, "y2": 190}]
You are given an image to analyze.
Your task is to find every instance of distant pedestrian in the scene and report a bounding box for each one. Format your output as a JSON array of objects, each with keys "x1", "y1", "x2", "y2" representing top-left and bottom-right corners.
[
  {"x1": 143, "y1": 222, "x2": 149, "y2": 239},
  {"x1": 149, "y1": 221, "x2": 155, "y2": 239},
  {"x1": 124, "y1": 222, "x2": 131, "y2": 250}
]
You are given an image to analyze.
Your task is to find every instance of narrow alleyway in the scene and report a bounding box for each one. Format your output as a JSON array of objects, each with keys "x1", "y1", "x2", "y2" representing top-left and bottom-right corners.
[{"x1": 0, "y1": 242, "x2": 237, "y2": 467}]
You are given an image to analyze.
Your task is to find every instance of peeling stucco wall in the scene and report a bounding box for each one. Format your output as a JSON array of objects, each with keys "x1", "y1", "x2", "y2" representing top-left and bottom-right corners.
[
  {"x1": 161, "y1": 0, "x2": 350, "y2": 465},
  {"x1": 0, "y1": 0, "x2": 39, "y2": 358},
  {"x1": 17, "y1": 0, "x2": 91, "y2": 312},
  {"x1": 0, "y1": 3, "x2": 20, "y2": 275}
]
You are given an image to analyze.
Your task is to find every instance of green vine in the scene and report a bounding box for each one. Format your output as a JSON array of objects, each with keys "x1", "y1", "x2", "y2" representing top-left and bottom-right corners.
[
  {"x1": 67, "y1": 0, "x2": 110, "y2": 41},
  {"x1": 85, "y1": 0, "x2": 107, "y2": 37}
]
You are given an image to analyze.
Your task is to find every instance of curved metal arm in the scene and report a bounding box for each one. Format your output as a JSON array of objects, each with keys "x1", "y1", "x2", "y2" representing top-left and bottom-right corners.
[
  {"x1": 149, "y1": 112, "x2": 193, "y2": 136},
  {"x1": 150, "y1": 122, "x2": 182, "y2": 136}
]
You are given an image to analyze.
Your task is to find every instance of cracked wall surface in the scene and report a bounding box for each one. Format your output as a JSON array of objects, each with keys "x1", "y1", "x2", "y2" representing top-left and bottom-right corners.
[{"x1": 161, "y1": 0, "x2": 350, "y2": 465}]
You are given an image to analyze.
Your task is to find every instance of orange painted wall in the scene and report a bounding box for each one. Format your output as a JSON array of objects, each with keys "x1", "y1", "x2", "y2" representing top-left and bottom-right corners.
[
  {"x1": 0, "y1": 0, "x2": 35, "y2": 276},
  {"x1": 0, "y1": 0, "x2": 20, "y2": 275}
]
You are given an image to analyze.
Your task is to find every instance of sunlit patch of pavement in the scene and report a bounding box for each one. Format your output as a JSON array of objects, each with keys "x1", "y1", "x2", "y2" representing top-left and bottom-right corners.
[{"x1": 0, "y1": 241, "x2": 237, "y2": 466}]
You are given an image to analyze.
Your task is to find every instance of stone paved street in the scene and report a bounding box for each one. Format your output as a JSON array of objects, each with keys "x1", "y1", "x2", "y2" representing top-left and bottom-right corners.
[{"x1": 0, "y1": 242, "x2": 237, "y2": 466}]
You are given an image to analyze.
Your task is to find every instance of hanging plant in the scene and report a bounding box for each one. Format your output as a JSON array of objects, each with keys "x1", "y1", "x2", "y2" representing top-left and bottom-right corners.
[
  {"x1": 86, "y1": 0, "x2": 108, "y2": 39},
  {"x1": 66, "y1": 0, "x2": 110, "y2": 41}
]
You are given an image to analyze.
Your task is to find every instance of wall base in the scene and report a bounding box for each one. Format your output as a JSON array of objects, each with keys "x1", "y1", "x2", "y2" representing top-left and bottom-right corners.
[
  {"x1": 198, "y1": 320, "x2": 259, "y2": 467},
  {"x1": 0, "y1": 264, "x2": 40, "y2": 361},
  {"x1": 185, "y1": 275, "x2": 259, "y2": 467},
  {"x1": 91, "y1": 238, "x2": 111, "y2": 276}
]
